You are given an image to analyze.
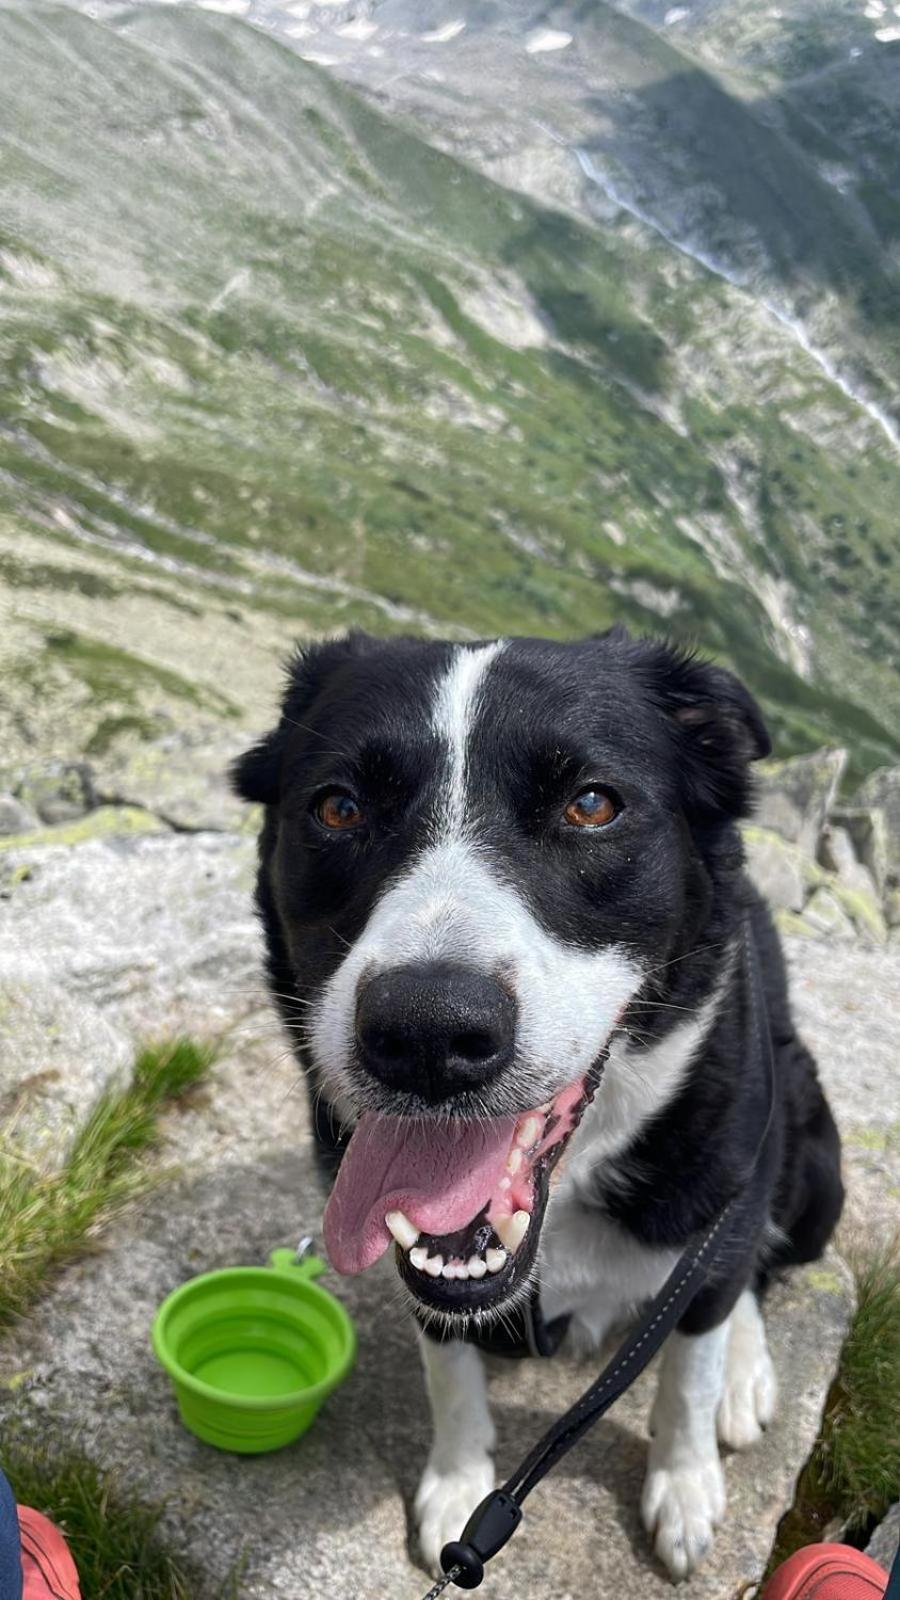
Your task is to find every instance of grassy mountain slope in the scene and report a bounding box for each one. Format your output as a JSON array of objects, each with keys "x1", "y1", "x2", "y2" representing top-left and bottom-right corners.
[{"x1": 1, "y1": 2, "x2": 898, "y2": 777}]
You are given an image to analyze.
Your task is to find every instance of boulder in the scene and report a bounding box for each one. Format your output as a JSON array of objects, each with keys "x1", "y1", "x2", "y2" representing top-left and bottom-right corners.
[
  {"x1": 830, "y1": 805, "x2": 890, "y2": 896},
  {"x1": 854, "y1": 767, "x2": 900, "y2": 885},
  {"x1": 866, "y1": 1503, "x2": 900, "y2": 1572},
  {"x1": 90, "y1": 727, "x2": 257, "y2": 834},
  {"x1": 802, "y1": 887, "x2": 857, "y2": 942},
  {"x1": 819, "y1": 822, "x2": 880, "y2": 902},
  {"x1": 828, "y1": 882, "x2": 888, "y2": 946},
  {"x1": 743, "y1": 826, "x2": 809, "y2": 913},
  {"x1": 0, "y1": 794, "x2": 38, "y2": 835},
  {"x1": 0, "y1": 975, "x2": 131, "y2": 1168},
  {"x1": 0, "y1": 822, "x2": 260, "y2": 1036},
  {"x1": 755, "y1": 749, "x2": 847, "y2": 858},
  {"x1": 15, "y1": 760, "x2": 97, "y2": 825}
]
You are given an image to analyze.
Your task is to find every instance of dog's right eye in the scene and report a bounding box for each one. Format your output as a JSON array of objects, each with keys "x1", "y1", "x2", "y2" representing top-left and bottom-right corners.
[{"x1": 315, "y1": 791, "x2": 365, "y2": 831}]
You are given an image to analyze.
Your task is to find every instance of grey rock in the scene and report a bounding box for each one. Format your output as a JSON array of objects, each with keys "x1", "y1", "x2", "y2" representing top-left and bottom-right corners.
[
  {"x1": 743, "y1": 827, "x2": 808, "y2": 912},
  {"x1": 15, "y1": 760, "x2": 97, "y2": 825},
  {"x1": 0, "y1": 825, "x2": 261, "y2": 1037},
  {"x1": 819, "y1": 824, "x2": 879, "y2": 902},
  {"x1": 0, "y1": 793, "x2": 38, "y2": 835},
  {"x1": 91, "y1": 727, "x2": 260, "y2": 835},
  {"x1": 831, "y1": 806, "x2": 891, "y2": 897},
  {"x1": 866, "y1": 1502, "x2": 900, "y2": 1572},
  {"x1": 0, "y1": 976, "x2": 131, "y2": 1167},
  {"x1": 854, "y1": 767, "x2": 900, "y2": 885},
  {"x1": 755, "y1": 749, "x2": 847, "y2": 859},
  {"x1": 802, "y1": 887, "x2": 857, "y2": 942},
  {"x1": 830, "y1": 884, "x2": 888, "y2": 946},
  {"x1": 785, "y1": 935, "x2": 900, "y2": 1238}
]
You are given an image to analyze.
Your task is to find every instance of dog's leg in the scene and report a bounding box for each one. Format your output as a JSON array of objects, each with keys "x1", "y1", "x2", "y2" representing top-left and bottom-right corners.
[
  {"x1": 415, "y1": 1334, "x2": 495, "y2": 1577},
  {"x1": 717, "y1": 1288, "x2": 777, "y2": 1449},
  {"x1": 641, "y1": 1319, "x2": 730, "y2": 1581}
]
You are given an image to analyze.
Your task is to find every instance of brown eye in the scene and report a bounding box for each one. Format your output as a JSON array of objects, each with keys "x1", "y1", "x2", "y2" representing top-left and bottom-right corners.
[
  {"x1": 316, "y1": 791, "x2": 365, "y2": 831},
  {"x1": 564, "y1": 789, "x2": 618, "y2": 828}
]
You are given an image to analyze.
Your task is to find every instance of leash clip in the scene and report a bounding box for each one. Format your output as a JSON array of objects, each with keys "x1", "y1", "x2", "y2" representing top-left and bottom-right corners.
[{"x1": 439, "y1": 1491, "x2": 523, "y2": 1589}]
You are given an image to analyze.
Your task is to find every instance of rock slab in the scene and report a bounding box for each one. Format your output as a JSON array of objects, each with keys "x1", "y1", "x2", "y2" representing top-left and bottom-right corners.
[{"x1": 2, "y1": 822, "x2": 891, "y2": 1600}]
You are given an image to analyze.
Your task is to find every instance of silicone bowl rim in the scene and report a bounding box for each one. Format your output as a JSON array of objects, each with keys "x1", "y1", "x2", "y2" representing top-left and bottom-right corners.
[{"x1": 151, "y1": 1264, "x2": 357, "y2": 1411}]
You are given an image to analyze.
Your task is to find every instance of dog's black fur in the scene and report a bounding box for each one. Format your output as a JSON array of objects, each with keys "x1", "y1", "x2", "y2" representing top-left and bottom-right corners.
[{"x1": 234, "y1": 628, "x2": 843, "y2": 1337}]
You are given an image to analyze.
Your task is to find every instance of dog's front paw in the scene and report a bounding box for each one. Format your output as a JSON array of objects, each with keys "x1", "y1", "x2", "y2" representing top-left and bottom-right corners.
[
  {"x1": 641, "y1": 1454, "x2": 726, "y2": 1581},
  {"x1": 717, "y1": 1296, "x2": 777, "y2": 1450},
  {"x1": 415, "y1": 1455, "x2": 494, "y2": 1576}
]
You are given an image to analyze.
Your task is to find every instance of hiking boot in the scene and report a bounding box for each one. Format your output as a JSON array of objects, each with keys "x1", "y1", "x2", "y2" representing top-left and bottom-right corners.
[
  {"x1": 763, "y1": 1543, "x2": 890, "y2": 1600},
  {"x1": 17, "y1": 1508, "x2": 81, "y2": 1600}
]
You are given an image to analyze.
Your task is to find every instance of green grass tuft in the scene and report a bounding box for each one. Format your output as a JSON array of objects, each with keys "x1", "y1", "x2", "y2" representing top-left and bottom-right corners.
[
  {"x1": 823, "y1": 1243, "x2": 900, "y2": 1534},
  {"x1": 3, "y1": 1434, "x2": 231, "y2": 1599},
  {"x1": 0, "y1": 1039, "x2": 217, "y2": 1328},
  {"x1": 768, "y1": 1238, "x2": 900, "y2": 1569}
]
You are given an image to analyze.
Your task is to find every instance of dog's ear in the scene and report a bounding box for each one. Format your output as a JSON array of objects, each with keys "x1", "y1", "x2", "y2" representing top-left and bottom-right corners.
[
  {"x1": 644, "y1": 642, "x2": 771, "y2": 820},
  {"x1": 230, "y1": 640, "x2": 339, "y2": 806},
  {"x1": 230, "y1": 725, "x2": 287, "y2": 805}
]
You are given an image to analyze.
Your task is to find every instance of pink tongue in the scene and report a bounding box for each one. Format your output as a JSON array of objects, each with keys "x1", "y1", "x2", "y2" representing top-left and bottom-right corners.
[{"x1": 323, "y1": 1110, "x2": 516, "y2": 1274}]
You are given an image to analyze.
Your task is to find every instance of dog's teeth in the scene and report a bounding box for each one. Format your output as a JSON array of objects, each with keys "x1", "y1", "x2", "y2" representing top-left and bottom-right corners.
[
  {"x1": 485, "y1": 1247, "x2": 507, "y2": 1273},
  {"x1": 467, "y1": 1255, "x2": 487, "y2": 1279},
  {"x1": 423, "y1": 1254, "x2": 444, "y2": 1277},
  {"x1": 506, "y1": 1146, "x2": 524, "y2": 1174},
  {"x1": 385, "y1": 1209, "x2": 419, "y2": 1250},
  {"x1": 442, "y1": 1261, "x2": 469, "y2": 1280},
  {"x1": 518, "y1": 1115, "x2": 542, "y2": 1149},
  {"x1": 409, "y1": 1246, "x2": 429, "y2": 1271},
  {"x1": 495, "y1": 1210, "x2": 529, "y2": 1253}
]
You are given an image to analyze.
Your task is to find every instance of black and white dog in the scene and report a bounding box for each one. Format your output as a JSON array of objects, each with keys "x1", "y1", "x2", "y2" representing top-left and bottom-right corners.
[{"x1": 234, "y1": 629, "x2": 843, "y2": 1581}]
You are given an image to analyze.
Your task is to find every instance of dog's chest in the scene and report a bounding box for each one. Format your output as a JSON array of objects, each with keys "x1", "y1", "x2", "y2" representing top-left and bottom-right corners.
[
  {"x1": 534, "y1": 1022, "x2": 711, "y2": 1345},
  {"x1": 537, "y1": 1172, "x2": 678, "y2": 1347}
]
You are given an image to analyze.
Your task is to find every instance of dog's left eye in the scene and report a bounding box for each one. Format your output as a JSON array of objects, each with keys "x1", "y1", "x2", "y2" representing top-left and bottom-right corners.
[
  {"x1": 315, "y1": 791, "x2": 365, "y2": 831},
  {"x1": 563, "y1": 789, "x2": 619, "y2": 828}
]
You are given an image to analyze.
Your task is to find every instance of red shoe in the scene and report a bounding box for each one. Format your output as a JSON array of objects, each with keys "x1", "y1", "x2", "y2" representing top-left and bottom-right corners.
[
  {"x1": 763, "y1": 1543, "x2": 889, "y2": 1600},
  {"x1": 17, "y1": 1507, "x2": 81, "y2": 1600}
]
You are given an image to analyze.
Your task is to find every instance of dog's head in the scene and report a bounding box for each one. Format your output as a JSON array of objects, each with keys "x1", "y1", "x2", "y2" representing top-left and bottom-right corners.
[{"x1": 234, "y1": 630, "x2": 768, "y2": 1323}]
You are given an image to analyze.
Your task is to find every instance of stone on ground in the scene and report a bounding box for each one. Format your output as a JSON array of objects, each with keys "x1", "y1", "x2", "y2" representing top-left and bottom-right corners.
[
  {"x1": 854, "y1": 767, "x2": 900, "y2": 883},
  {"x1": 755, "y1": 750, "x2": 847, "y2": 858}
]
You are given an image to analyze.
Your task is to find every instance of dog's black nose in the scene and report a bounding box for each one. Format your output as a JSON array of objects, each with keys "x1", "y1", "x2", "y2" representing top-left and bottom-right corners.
[{"x1": 355, "y1": 963, "x2": 516, "y2": 1103}]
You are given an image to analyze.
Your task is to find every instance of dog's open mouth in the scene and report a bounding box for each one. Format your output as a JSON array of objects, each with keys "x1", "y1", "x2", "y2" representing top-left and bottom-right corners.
[{"x1": 323, "y1": 1070, "x2": 601, "y2": 1314}]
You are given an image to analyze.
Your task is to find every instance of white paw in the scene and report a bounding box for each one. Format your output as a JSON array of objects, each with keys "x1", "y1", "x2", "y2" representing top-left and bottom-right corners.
[
  {"x1": 415, "y1": 1456, "x2": 494, "y2": 1577},
  {"x1": 641, "y1": 1454, "x2": 726, "y2": 1581},
  {"x1": 717, "y1": 1345, "x2": 776, "y2": 1449},
  {"x1": 717, "y1": 1297, "x2": 777, "y2": 1451}
]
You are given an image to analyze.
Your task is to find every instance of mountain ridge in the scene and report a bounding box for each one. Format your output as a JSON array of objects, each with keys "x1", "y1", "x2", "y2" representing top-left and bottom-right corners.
[{"x1": 2, "y1": 1, "x2": 898, "y2": 782}]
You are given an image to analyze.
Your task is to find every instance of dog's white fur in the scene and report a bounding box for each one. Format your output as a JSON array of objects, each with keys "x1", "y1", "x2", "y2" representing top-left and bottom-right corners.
[
  {"x1": 309, "y1": 646, "x2": 776, "y2": 1581},
  {"x1": 718, "y1": 1288, "x2": 778, "y2": 1451},
  {"x1": 414, "y1": 1004, "x2": 776, "y2": 1581},
  {"x1": 415, "y1": 1335, "x2": 495, "y2": 1575},
  {"x1": 431, "y1": 639, "x2": 507, "y2": 838}
]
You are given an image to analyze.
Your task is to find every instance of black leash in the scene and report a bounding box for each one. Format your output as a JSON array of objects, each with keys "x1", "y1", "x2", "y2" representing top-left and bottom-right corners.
[{"x1": 418, "y1": 917, "x2": 776, "y2": 1593}]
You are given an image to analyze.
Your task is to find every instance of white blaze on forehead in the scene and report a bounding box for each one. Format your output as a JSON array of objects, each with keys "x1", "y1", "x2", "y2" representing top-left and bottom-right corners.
[{"x1": 431, "y1": 641, "x2": 506, "y2": 838}]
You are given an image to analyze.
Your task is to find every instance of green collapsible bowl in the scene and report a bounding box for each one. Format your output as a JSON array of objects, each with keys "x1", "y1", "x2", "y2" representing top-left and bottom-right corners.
[{"x1": 151, "y1": 1249, "x2": 356, "y2": 1454}]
